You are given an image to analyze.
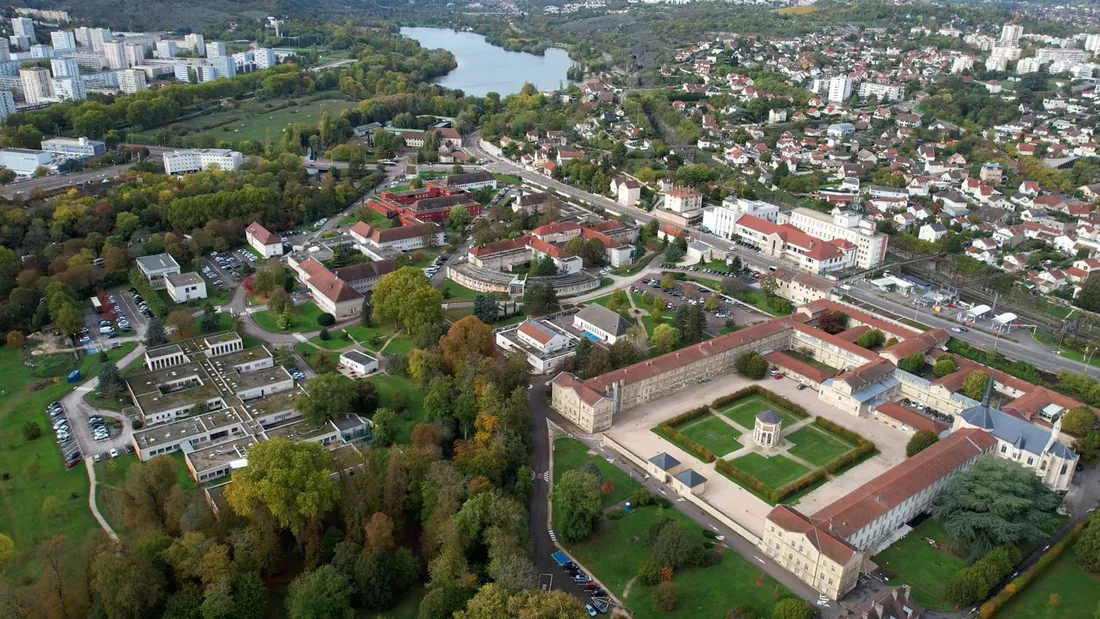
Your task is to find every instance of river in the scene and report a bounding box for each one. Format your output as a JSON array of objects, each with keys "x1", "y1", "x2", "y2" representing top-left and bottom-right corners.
[{"x1": 400, "y1": 27, "x2": 574, "y2": 97}]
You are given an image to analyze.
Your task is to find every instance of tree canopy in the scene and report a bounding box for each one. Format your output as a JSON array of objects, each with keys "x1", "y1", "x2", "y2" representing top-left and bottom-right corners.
[{"x1": 226, "y1": 440, "x2": 339, "y2": 536}]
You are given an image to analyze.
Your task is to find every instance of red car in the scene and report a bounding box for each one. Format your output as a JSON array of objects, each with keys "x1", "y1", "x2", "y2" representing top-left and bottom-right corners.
[
  {"x1": 584, "y1": 582, "x2": 600, "y2": 591},
  {"x1": 774, "y1": 374, "x2": 783, "y2": 380}
]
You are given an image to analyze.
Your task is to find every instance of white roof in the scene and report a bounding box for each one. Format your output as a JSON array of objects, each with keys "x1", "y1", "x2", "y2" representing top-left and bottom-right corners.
[
  {"x1": 967, "y1": 304, "x2": 992, "y2": 316},
  {"x1": 992, "y1": 312, "x2": 1018, "y2": 325}
]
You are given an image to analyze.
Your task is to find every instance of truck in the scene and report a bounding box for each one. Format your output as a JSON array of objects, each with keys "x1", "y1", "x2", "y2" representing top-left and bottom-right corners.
[{"x1": 551, "y1": 551, "x2": 571, "y2": 568}]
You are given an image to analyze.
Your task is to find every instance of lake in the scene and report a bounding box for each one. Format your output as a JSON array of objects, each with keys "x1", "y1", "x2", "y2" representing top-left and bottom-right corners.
[{"x1": 400, "y1": 27, "x2": 574, "y2": 97}]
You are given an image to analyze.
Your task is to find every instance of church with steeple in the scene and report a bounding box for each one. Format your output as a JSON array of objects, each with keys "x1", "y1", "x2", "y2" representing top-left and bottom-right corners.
[{"x1": 953, "y1": 374, "x2": 1078, "y2": 491}]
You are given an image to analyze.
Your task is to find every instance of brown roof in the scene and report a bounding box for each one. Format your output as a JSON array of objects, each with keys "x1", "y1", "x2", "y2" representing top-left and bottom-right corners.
[
  {"x1": 332, "y1": 259, "x2": 396, "y2": 283},
  {"x1": 799, "y1": 299, "x2": 916, "y2": 341},
  {"x1": 874, "y1": 401, "x2": 947, "y2": 434},
  {"x1": 369, "y1": 223, "x2": 440, "y2": 244},
  {"x1": 469, "y1": 235, "x2": 531, "y2": 257},
  {"x1": 245, "y1": 221, "x2": 279, "y2": 246},
  {"x1": 791, "y1": 322, "x2": 879, "y2": 363},
  {"x1": 518, "y1": 320, "x2": 555, "y2": 345},
  {"x1": 853, "y1": 586, "x2": 925, "y2": 619},
  {"x1": 766, "y1": 505, "x2": 859, "y2": 565},
  {"x1": 881, "y1": 328, "x2": 951, "y2": 361},
  {"x1": 297, "y1": 257, "x2": 329, "y2": 280},
  {"x1": 531, "y1": 221, "x2": 582, "y2": 237},
  {"x1": 763, "y1": 351, "x2": 834, "y2": 384},
  {"x1": 349, "y1": 221, "x2": 373, "y2": 240},
  {"x1": 834, "y1": 325, "x2": 871, "y2": 343},
  {"x1": 811, "y1": 428, "x2": 996, "y2": 541},
  {"x1": 552, "y1": 372, "x2": 609, "y2": 406},
  {"x1": 307, "y1": 270, "x2": 363, "y2": 304},
  {"x1": 840, "y1": 359, "x2": 896, "y2": 391}
]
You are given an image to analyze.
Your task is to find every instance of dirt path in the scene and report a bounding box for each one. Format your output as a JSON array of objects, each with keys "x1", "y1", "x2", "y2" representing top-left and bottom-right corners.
[
  {"x1": 621, "y1": 576, "x2": 637, "y2": 600},
  {"x1": 84, "y1": 458, "x2": 119, "y2": 543}
]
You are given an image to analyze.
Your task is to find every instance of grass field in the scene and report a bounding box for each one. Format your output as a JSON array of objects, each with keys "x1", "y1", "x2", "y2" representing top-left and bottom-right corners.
[
  {"x1": 553, "y1": 436, "x2": 641, "y2": 511},
  {"x1": 131, "y1": 97, "x2": 359, "y2": 146},
  {"x1": 777, "y1": 5, "x2": 818, "y2": 14},
  {"x1": 309, "y1": 335, "x2": 354, "y2": 350},
  {"x1": 380, "y1": 332, "x2": 416, "y2": 356},
  {"x1": 564, "y1": 506, "x2": 791, "y2": 618},
  {"x1": 439, "y1": 280, "x2": 484, "y2": 303},
  {"x1": 0, "y1": 343, "x2": 140, "y2": 580},
  {"x1": 346, "y1": 324, "x2": 396, "y2": 351},
  {"x1": 786, "y1": 426, "x2": 854, "y2": 467},
  {"x1": 996, "y1": 548, "x2": 1100, "y2": 617},
  {"x1": 719, "y1": 396, "x2": 803, "y2": 430},
  {"x1": 676, "y1": 415, "x2": 743, "y2": 457},
  {"x1": 783, "y1": 349, "x2": 840, "y2": 374},
  {"x1": 726, "y1": 453, "x2": 809, "y2": 491},
  {"x1": 872, "y1": 519, "x2": 967, "y2": 610},
  {"x1": 251, "y1": 302, "x2": 327, "y2": 333},
  {"x1": 370, "y1": 374, "x2": 426, "y2": 445}
]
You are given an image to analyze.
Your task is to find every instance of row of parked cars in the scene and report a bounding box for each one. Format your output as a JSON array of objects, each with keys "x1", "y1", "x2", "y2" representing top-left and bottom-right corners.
[
  {"x1": 558, "y1": 558, "x2": 609, "y2": 615},
  {"x1": 424, "y1": 254, "x2": 449, "y2": 278},
  {"x1": 286, "y1": 366, "x2": 307, "y2": 382},
  {"x1": 47, "y1": 401, "x2": 82, "y2": 468}
]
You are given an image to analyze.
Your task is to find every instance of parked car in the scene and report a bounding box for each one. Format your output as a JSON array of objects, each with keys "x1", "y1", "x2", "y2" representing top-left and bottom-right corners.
[
  {"x1": 584, "y1": 604, "x2": 598, "y2": 617},
  {"x1": 109, "y1": 448, "x2": 119, "y2": 458}
]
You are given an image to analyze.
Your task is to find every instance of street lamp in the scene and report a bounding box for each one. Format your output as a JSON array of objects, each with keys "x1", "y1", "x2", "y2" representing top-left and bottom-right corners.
[{"x1": 1086, "y1": 346, "x2": 1096, "y2": 369}]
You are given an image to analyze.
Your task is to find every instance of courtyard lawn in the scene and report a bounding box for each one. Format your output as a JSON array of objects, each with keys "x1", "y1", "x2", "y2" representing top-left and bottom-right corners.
[
  {"x1": 727, "y1": 453, "x2": 810, "y2": 492},
  {"x1": 346, "y1": 324, "x2": 396, "y2": 352},
  {"x1": 491, "y1": 173, "x2": 523, "y2": 186},
  {"x1": 439, "y1": 279, "x2": 483, "y2": 303},
  {"x1": 676, "y1": 415, "x2": 743, "y2": 457},
  {"x1": 380, "y1": 333, "x2": 416, "y2": 357},
  {"x1": 553, "y1": 436, "x2": 641, "y2": 510},
  {"x1": 719, "y1": 395, "x2": 803, "y2": 430},
  {"x1": 565, "y1": 506, "x2": 791, "y2": 618},
  {"x1": 786, "y1": 426, "x2": 853, "y2": 467},
  {"x1": 996, "y1": 550, "x2": 1100, "y2": 618},
  {"x1": 872, "y1": 519, "x2": 967, "y2": 610},
  {"x1": 783, "y1": 349, "x2": 840, "y2": 374},
  {"x1": 369, "y1": 373, "x2": 426, "y2": 445},
  {"x1": 309, "y1": 335, "x2": 354, "y2": 351},
  {"x1": 251, "y1": 301, "x2": 327, "y2": 333}
]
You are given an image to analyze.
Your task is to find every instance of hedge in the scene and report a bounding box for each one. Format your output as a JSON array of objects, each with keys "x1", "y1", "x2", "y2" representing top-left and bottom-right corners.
[
  {"x1": 715, "y1": 458, "x2": 827, "y2": 505},
  {"x1": 664, "y1": 405, "x2": 711, "y2": 428},
  {"x1": 811, "y1": 417, "x2": 877, "y2": 475},
  {"x1": 654, "y1": 424, "x2": 716, "y2": 463},
  {"x1": 978, "y1": 516, "x2": 1091, "y2": 618},
  {"x1": 710, "y1": 385, "x2": 809, "y2": 419},
  {"x1": 128, "y1": 269, "x2": 169, "y2": 318}
]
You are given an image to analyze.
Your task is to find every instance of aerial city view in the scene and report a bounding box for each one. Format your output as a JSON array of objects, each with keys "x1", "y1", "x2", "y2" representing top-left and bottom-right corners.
[{"x1": 3, "y1": 0, "x2": 1100, "y2": 617}]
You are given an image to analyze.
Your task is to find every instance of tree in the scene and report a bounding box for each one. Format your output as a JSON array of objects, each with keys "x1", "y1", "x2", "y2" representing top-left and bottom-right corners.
[
  {"x1": 1077, "y1": 275, "x2": 1100, "y2": 312},
  {"x1": 651, "y1": 324, "x2": 681, "y2": 354},
  {"x1": 268, "y1": 288, "x2": 292, "y2": 316},
  {"x1": 166, "y1": 309, "x2": 193, "y2": 336},
  {"x1": 663, "y1": 242, "x2": 684, "y2": 263},
  {"x1": 530, "y1": 255, "x2": 559, "y2": 277},
  {"x1": 98, "y1": 362, "x2": 126, "y2": 398},
  {"x1": 365, "y1": 512, "x2": 396, "y2": 551},
  {"x1": 705, "y1": 294, "x2": 720, "y2": 312},
  {"x1": 1063, "y1": 406, "x2": 1097, "y2": 437},
  {"x1": 906, "y1": 430, "x2": 939, "y2": 457},
  {"x1": 522, "y1": 283, "x2": 559, "y2": 315},
  {"x1": 472, "y1": 294, "x2": 498, "y2": 324},
  {"x1": 200, "y1": 304, "x2": 221, "y2": 333},
  {"x1": 21, "y1": 420, "x2": 40, "y2": 441},
  {"x1": 736, "y1": 351, "x2": 769, "y2": 379},
  {"x1": 440, "y1": 316, "x2": 494, "y2": 373},
  {"x1": 855, "y1": 329, "x2": 885, "y2": 349},
  {"x1": 92, "y1": 546, "x2": 168, "y2": 619},
  {"x1": 54, "y1": 302, "x2": 83, "y2": 336},
  {"x1": 933, "y1": 356, "x2": 958, "y2": 377},
  {"x1": 933, "y1": 456, "x2": 1061, "y2": 559},
  {"x1": 652, "y1": 521, "x2": 700, "y2": 569},
  {"x1": 252, "y1": 266, "x2": 278, "y2": 297},
  {"x1": 297, "y1": 373, "x2": 356, "y2": 424},
  {"x1": 145, "y1": 317, "x2": 169, "y2": 346},
  {"x1": 0, "y1": 534, "x2": 12, "y2": 569},
  {"x1": 226, "y1": 440, "x2": 339, "y2": 536},
  {"x1": 287, "y1": 565, "x2": 354, "y2": 619},
  {"x1": 551, "y1": 471, "x2": 602, "y2": 543},
  {"x1": 772, "y1": 598, "x2": 815, "y2": 619},
  {"x1": 962, "y1": 370, "x2": 990, "y2": 400},
  {"x1": 372, "y1": 408, "x2": 398, "y2": 446},
  {"x1": 606, "y1": 289, "x2": 630, "y2": 316},
  {"x1": 652, "y1": 581, "x2": 678, "y2": 612},
  {"x1": 899, "y1": 353, "x2": 926, "y2": 374},
  {"x1": 6, "y1": 330, "x2": 24, "y2": 348},
  {"x1": 817, "y1": 310, "x2": 848, "y2": 334},
  {"x1": 456, "y1": 583, "x2": 588, "y2": 619},
  {"x1": 121, "y1": 454, "x2": 180, "y2": 531},
  {"x1": 1077, "y1": 517, "x2": 1100, "y2": 573},
  {"x1": 372, "y1": 267, "x2": 443, "y2": 333}
]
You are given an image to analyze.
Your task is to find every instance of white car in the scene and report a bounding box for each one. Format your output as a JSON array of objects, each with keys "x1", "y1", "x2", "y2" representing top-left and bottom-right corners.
[{"x1": 109, "y1": 448, "x2": 119, "y2": 458}]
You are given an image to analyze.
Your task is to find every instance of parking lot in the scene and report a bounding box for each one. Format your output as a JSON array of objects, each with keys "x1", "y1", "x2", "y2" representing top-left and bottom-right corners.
[
  {"x1": 204, "y1": 248, "x2": 260, "y2": 291},
  {"x1": 45, "y1": 400, "x2": 85, "y2": 469},
  {"x1": 79, "y1": 290, "x2": 146, "y2": 353},
  {"x1": 630, "y1": 275, "x2": 770, "y2": 334}
]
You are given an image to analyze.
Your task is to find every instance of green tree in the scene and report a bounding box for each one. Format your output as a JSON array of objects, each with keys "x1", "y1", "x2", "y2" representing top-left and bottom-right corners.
[
  {"x1": 92, "y1": 546, "x2": 168, "y2": 619},
  {"x1": 855, "y1": 329, "x2": 885, "y2": 349},
  {"x1": 200, "y1": 303, "x2": 221, "y2": 333},
  {"x1": 287, "y1": 565, "x2": 354, "y2": 619},
  {"x1": 771, "y1": 598, "x2": 815, "y2": 619},
  {"x1": 472, "y1": 294, "x2": 498, "y2": 324},
  {"x1": 933, "y1": 356, "x2": 957, "y2": 377},
  {"x1": 906, "y1": 430, "x2": 939, "y2": 457},
  {"x1": 98, "y1": 362, "x2": 126, "y2": 398},
  {"x1": 664, "y1": 242, "x2": 684, "y2": 263},
  {"x1": 736, "y1": 351, "x2": 769, "y2": 379},
  {"x1": 1076, "y1": 517, "x2": 1100, "y2": 573},
  {"x1": 899, "y1": 353, "x2": 926, "y2": 374},
  {"x1": 145, "y1": 317, "x2": 169, "y2": 346},
  {"x1": 651, "y1": 323, "x2": 681, "y2": 354},
  {"x1": 652, "y1": 521, "x2": 700, "y2": 569},
  {"x1": 962, "y1": 370, "x2": 989, "y2": 400},
  {"x1": 226, "y1": 440, "x2": 339, "y2": 537},
  {"x1": 1077, "y1": 275, "x2": 1100, "y2": 312},
  {"x1": 372, "y1": 267, "x2": 443, "y2": 333},
  {"x1": 448, "y1": 205, "x2": 473, "y2": 231},
  {"x1": 54, "y1": 302, "x2": 84, "y2": 336},
  {"x1": 0, "y1": 534, "x2": 13, "y2": 568},
  {"x1": 606, "y1": 289, "x2": 630, "y2": 316},
  {"x1": 21, "y1": 420, "x2": 41, "y2": 441},
  {"x1": 652, "y1": 580, "x2": 678, "y2": 612},
  {"x1": 372, "y1": 408, "x2": 398, "y2": 446},
  {"x1": 522, "y1": 283, "x2": 559, "y2": 315},
  {"x1": 933, "y1": 457, "x2": 1061, "y2": 559},
  {"x1": 1062, "y1": 406, "x2": 1097, "y2": 437},
  {"x1": 455, "y1": 583, "x2": 588, "y2": 619},
  {"x1": 551, "y1": 471, "x2": 602, "y2": 543},
  {"x1": 296, "y1": 373, "x2": 357, "y2": 424}
]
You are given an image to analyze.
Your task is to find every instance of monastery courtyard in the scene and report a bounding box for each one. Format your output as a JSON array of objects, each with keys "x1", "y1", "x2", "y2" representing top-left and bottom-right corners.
[{"x1": 604, "y1": 374, "x2": 911, "y2": 538}]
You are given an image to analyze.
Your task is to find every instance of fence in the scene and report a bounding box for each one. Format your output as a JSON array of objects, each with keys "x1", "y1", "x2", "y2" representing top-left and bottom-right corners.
[{"x1": 599, "y1": 433, "x2": 762, "y2": 546}]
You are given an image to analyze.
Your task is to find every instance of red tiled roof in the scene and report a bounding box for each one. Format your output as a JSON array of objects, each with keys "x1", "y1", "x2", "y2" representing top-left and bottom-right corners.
[
  {"x1": 875, "y1": 401, "x2": 947, "y2": 434},
  {"x1": 469, "y1": 235, "x2": 532, "y2": 257},
  {"x1": 881, "y1": 328, "x2": 951, "y2": 361},
  {"x1": 799, "y1": 299, "x2": 916, "y2": 340},
  {"x1": 519, "y1": 320, "x2": 555, "y2": 345},
  {"x1": 552, "y1": 372, "x2": 609, "y2": 406},
  {"x1": 245, "y1": 221, "x2": 279, "y2": 246},
  {"x1": 297, "y1": 257, "x2": 329, "y2": 280},
  {"x1": 527, "y1": 236, "x2": 568, "y2": 259},
  {"x1": 350, "y1": 221, "x2": 373, "y2": 240},
  {"x1": 766, "y1": 505, "x2": 859, "y2": 565},
  {"x1": 307, "y1": 269, "x2": 363, "y2": 304},
  {"x1": 531, "y1": 221, "x2": 582, "y2": 237},
  {"x1": 834, "y1": 325, "x2": 871, "y2": 342},
  {"x1": 332, "y1": 260, "x2": 396, "y2": 283},
  {"x1": 791, "y1": 322, "x2": 879, "y2": 363},
  {"x1": 811, "y1": 428, "x2": 996, "y2": 540},
  {"x1": 764, "y1": 351, "x2": 834, "y2": 384}
]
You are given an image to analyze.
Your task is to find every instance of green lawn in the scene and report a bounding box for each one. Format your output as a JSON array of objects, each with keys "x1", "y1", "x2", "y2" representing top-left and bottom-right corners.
[
  {"x1": 309, "y1": 335, "x2": 354, "y2": 351},
  {"x1": 564, "y1": 506, "x2": 791, "y2": 618},
  {"x1": 439, "y1": 279, "x2": 483, "y2": 303},
  {"x1": 380, "y1": 334, "x2": 416, "y2": 357},
  {"x1": 996, "y1": 549, "x2": 1100, "y2": 618},
  {"x1": 553, "y1": 436, "x2": 641, "y2": 511},
  {"x1": 872, "y1": 519, "x2": 968, "y2": 610},
  {"x1": 491, "y1": 173, "x2": 523, "y2": 185},
  {"x1": 129, "y1": 97, "x2": 359, "y2": 146},
  {"x1": 359, "y1": 208, "x2": 394, "y2": 230},
  {"x1": 251, "y1": 302, "x2": 327, "y2": 333},
  {"x1": 719, "y1": 396, "x2": 803, "y2": 430},
  {"x1": 0, "y1": 343, "x2": 142, "y2": 581},
  {"x1": 410, "y1": 248, "x2": 441, "y2": 269},
  {"x1": 726, "y1": 453, "x2": 809, "y2": 491},
  {"x1": 346, "y1": 324, "x2": 397, "y2": 352},
  {"x1": 786, "y1": 426, "x2": 853, "y2": 467},
  {"x1": 676, "y1": 415, "x2": 743, "y2": 457},
  {"x1": 783, "y1": 349, "x2": 840, "y2": 374},
  {"x1": 369, "y1": 374, "x2": 426, "y2": 445}
]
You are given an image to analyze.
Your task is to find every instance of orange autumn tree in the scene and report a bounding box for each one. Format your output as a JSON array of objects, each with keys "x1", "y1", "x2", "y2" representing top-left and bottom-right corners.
[{"x1": 440, "y1": 316, "x2": 494, "y2": 374}]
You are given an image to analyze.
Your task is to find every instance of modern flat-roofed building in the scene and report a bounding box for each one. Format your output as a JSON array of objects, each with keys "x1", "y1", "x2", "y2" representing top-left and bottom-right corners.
[
  {"x1": 495, "y1": 318, "x2": 578, "y2": 373},
  {"x1": 0, "y1": 148, "x2": 53, "y2": 176},
  {"x1": 164, "y1": 148, "x2": 243, "y2": 175},
  {"x1": 41, "y1": 137, "x2": 106, "y2": 160},
  {"x1": 165, "y1": 272, "x2": 208, "y2": 303},
  {"x1": 136, "y1": 252, "x2": 181, "y2": 289},
  {"x1": 340, "y1": 350, "x2": 378, "y2": 375}
]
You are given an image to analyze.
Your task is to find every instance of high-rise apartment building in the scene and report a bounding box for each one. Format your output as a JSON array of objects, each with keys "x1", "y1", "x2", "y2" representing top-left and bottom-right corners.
[
  {"x1": 50, "y1": 30, "x2": 76, "y2": 51},
  {"x1": 50, "y1": 58, "x2": 79, "y2": 78},
  {"x1": 155, "y1": 40, "x2": 178, "y2": 59},
  {"x1": 118, "y1": 69, "x2": 147, "y2": 94},
  {"x1": 827, "y1": 76, "x2": 852, "y2": 103},
  {"x1": 209, "y1": 55, "x2": 236, "y2": 79},
  {"x1": 0, "y1": 37, "x2": 10, "y2": 62},
  {"x1": 73, "y1": 26, "x2": 91, "y2": 47},
  {"x1": 1000, "y1": 24, "x2": 1024, "y2": 44},
  {"x1": 0, "y1": 90, "x2": 15, "y2": 119},
  {"x1": 51, "y1": 76, "x2": 86, "y2": 101},
  {"x1": 254, "y1": 47, "x2": 276, "y2": 69},
  {"x1": 19, "y1": 67, "x2": 52, "y2": 104},
  {"x1": 104, "y1": 41, "x2": 126, "y2": 69},
  {"x1": 184, "y1": 33, "x2": 205, "y2": 55},
  {"x1": 124, "y1": 43, "x2": 145, "y2": 69},
  {"x1": 89, "y1": 28, "x2": 112, "y2": 52},
  {"x1": 205, "y1": 41, "x2": 226, "y2": 57},
  {"x1": 11, "y1": 17, "x2": 34, "y2": 44}
]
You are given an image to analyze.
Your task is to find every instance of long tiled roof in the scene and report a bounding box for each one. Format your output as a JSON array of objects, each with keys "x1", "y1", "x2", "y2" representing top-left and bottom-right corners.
[
  {"x1": 766, "y1": 505, "x2": 859, "y2": 565},
  {"x1": 874, "y1": 401, "x2": 947, "y2": 434},
  {"x1": 332, "y1": 260, "x2": 396, "y2": 282},
  {"x1": 798, "y1": 299, "x2": 917, "y2": 340},
  {"x1": 811, "y1": 428, "x2": 996, "y2": 541}
]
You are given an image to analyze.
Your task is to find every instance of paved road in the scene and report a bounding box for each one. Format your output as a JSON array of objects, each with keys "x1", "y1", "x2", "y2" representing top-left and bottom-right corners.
[{"x1": 1, "y1": 164, "x2": 136, "y2": 198}]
